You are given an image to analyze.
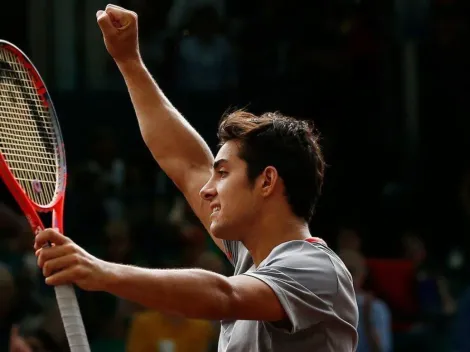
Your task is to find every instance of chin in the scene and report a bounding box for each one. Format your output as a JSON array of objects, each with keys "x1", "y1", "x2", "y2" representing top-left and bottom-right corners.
[
  {"x1": 210, "y1": 222, "x2": 240, "y2": 241},
  {"x1": 210, "y1": 224, "x2": 227, "y2": 239}
]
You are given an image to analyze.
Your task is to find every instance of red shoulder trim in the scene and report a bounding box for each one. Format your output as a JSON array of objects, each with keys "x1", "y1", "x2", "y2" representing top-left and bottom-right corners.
[{"x1": 305, "y1": 237, "x2": 327, "y2": 246}]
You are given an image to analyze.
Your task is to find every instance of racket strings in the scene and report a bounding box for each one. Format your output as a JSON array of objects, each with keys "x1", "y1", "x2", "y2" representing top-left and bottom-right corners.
[{"x1": 0, "y1": 48, "x2": 58, "y2": 206}]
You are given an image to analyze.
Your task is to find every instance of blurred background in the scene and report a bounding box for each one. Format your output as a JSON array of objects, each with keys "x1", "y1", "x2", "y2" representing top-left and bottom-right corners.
[{"x1": 1, "y1": 0, "x2": 470, "y2": 351}]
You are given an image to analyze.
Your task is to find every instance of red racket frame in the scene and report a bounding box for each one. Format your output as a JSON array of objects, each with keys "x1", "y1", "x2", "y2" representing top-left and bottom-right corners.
[{"x1": 0, "y1": 40, "x2": 67, "y2": 235}]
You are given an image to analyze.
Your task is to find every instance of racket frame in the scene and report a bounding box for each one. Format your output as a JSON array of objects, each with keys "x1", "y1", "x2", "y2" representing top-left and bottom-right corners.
[
  {"x1": 0, "y1": 40, "x2": 67, "y2": 233},
  {"x1": 0, "y1": 40, "x2": 90, "y2": 352}
]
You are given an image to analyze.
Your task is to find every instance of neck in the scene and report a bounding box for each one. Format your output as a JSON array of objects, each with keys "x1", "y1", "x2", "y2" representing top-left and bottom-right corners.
[{"x1": 242, "y1": 213, "x2": 311, "y2": 267}]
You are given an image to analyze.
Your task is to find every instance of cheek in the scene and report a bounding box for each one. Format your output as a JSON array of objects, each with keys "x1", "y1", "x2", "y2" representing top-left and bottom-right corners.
[
  {"x1": 230, "y1": 191, "x2": 258, "y2": 218},
  {"x1": 218, "y1": 181, "x2": 247, "y2": 208}
]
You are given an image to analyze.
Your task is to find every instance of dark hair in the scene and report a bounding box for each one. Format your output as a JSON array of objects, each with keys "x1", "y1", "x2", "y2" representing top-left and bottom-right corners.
[{"x1": 217, "y1": 110, "x2": 325, "y2": 222}]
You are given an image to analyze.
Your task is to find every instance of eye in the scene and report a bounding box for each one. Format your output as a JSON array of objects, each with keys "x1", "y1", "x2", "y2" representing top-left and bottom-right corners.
[{"x1": 217, "y1": 170, "x2": 228, "y2": 178}]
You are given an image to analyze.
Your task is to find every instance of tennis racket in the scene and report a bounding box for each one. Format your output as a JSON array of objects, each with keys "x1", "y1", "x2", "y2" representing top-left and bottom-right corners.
[{"x1": 0, "y1": 40, "x2": 90, "y2": 351}]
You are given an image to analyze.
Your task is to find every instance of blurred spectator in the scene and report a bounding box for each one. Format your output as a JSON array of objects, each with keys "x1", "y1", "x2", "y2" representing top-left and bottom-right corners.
[
  {"x1": 337, "y1": 226, "x2": 362, "y2": 252},
  {"x1": 86, "y1": 291, "x2": 127, "y2": 352},
  {"x1": 167, "y1": 0, "x2": 226, "y2": 33},
  {"x1": 126, "y1": 310, "x2": 217, "y2": 352},
  {"x1": 340, "y1": 250, "x2": 392, "y2": 352},
  {"x1": 453, "y1": 286, "x2": 470, "y2": 352},
  {"x1": 159, "y1": 3, "x2": 237, "y2": 149},
  {"x1": 82, "y1": 128, "x2": 126, "y2": 221},
  {"x1": 400, "y1": 232, "x2": 456, "y2": 351},
  {"x1": 172, "y1": 5, "x2": 237, "y2": 94},
  {"x1": 0, "y1": 204, "x2": 49, "y2": 339},
  {"x1": 0, "y1": 204, "x2": 35, "y2": 278},
  {"x1": 402, "y1": 232, "x2": 456, "y2": 318},
  {"x1": 128, "y1": 198, "x2": 189, "y2": 269},
  {"x1": 9, "y1": 326, "x2": 31, "y2": 352},
  {"x1": 126, "y1": 249, "x2": 224, "y2": 352},
  {"x1": 84, "y1": 220, "x2": 146, "y2": 351},
  {"x1": 169, "y1": 196, "x2": 230, "y2": 271},
  {"x1": 0, "y1": 264, "x2": 16, "y2": 350},
  {"x1": 23, "y1": 329, "x2": 61, "y2": 352},
  {"x1": 193, "y1": 250, "x2": 226, "y2": 275},
  {"x1": 102, "y1": 220, "x2": 138, "y2": 265}
]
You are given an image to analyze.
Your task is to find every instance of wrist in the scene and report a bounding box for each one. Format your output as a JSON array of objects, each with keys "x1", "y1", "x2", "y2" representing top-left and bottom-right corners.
[
  {"x1": 100, "y1": 260, "x2": 121, "y2": 292},
  {"x1": 116, "y1": 56, "x2": 144, "y2": 74}
]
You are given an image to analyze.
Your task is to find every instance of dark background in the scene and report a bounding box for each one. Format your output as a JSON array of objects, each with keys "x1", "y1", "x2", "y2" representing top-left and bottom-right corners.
[{"x1": 1, "y1": 0, "x2": 470, "y2": 351}]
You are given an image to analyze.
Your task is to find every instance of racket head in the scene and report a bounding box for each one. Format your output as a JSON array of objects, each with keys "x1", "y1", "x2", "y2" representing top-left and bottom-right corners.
[{"x1": 0, "y1": 40, "x2": 66, "y2": 213}]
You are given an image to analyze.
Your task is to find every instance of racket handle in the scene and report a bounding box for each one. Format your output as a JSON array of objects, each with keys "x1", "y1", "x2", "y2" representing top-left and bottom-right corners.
[{"x1": 54, "y1": 284, "x2": 91, "y2": 352}]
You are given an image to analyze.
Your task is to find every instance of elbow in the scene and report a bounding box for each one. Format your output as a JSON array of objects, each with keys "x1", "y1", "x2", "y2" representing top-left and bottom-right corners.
[
  {"x1": 141, "y1": 129, "x2": 158, "y2": 150},
  {"x1": 187, "y1": 276, "x2": 236, "y2": 321},
  {"x1": 219, "y1": 279, "x2": 238, "y2": 319},
  {"x1": 214, "y1": 279, "x2": 245, "y2": 321}
]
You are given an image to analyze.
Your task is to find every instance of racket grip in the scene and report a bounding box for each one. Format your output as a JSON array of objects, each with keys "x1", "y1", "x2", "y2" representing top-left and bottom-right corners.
[{"x1": 54, "y1": 284, "x2": 91, "y2": 352}]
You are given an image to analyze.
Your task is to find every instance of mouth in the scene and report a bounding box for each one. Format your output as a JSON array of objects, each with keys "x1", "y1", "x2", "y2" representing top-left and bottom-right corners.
[{"x1": 211, "y1": 206, "x2": 221, "y2": 216}]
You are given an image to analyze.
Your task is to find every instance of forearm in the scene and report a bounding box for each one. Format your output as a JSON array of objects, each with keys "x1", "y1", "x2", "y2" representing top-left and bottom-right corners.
[
  {"x1": 117, "y1": 59, "x2": 213, "y2": 178},
  {"x1": 103, "y1": 262, "x2": 234, "y2": 320}
]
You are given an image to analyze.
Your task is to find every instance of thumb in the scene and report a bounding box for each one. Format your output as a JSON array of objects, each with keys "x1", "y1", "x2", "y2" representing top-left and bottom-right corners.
[{"x1": 96, "y1": 10, "x2": 118, "y2": 35}]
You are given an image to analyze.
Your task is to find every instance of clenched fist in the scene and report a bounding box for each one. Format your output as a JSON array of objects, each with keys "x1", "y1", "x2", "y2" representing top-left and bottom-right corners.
[{"x1": 96, "y1": 4, "x2": 140, "y2": 64}]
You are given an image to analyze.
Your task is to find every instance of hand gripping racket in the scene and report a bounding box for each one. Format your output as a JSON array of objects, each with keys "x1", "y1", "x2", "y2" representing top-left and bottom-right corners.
[{"x1": 0, "y1": 40, "x2": 90, "y2": 351}]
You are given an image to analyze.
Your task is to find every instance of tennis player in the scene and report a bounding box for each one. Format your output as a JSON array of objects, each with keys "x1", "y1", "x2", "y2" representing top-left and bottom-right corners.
[{"x1": 35, "y1": 4, "x2": 358, "y2": 351}]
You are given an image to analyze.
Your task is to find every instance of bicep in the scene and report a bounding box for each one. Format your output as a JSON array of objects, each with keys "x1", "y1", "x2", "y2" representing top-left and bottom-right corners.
[
  {"x1": 226, "y1": 275, "x2": 287, "y2": 322},
  {"x1": 227, "y1": 249, "x2": 340, "y2": 331}
]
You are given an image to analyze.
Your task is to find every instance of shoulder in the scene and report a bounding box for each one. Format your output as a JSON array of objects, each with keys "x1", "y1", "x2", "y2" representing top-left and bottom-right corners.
[
  {"x1": 263, "y1": 240, "x2": 341, "y2": 273},
  {"x1": 241, "y1": 241, "x2": 357, "y2": 332},
  {"x1": 256, "y1": 241, "x2": 344, "y2": 294}
]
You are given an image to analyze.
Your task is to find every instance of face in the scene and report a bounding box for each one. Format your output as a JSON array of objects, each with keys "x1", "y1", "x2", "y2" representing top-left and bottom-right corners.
[{"x1": 199, "y1": 141, "x2": 263, "y2": 240}]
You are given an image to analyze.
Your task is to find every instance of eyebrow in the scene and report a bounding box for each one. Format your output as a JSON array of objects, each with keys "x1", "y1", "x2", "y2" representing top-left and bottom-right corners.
[{"x1": 213, "y1": 159, "x2": 228, "y2": 169}]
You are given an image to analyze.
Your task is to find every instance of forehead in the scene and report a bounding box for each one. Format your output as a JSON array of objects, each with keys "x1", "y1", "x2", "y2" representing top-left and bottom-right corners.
[{"x1": 215, "y1": 140, "x2": 241, "y2": 163}]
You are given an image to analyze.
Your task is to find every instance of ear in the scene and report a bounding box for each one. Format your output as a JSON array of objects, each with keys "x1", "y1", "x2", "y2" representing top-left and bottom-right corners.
[{"x1": 258, "y1": 166, "x2": 279, "y2": 197}]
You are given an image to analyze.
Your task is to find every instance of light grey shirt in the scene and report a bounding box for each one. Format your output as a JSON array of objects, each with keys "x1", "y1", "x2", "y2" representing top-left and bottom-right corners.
[{"x1": 218, "y1": 239, "x2": 358, "y2": 352}]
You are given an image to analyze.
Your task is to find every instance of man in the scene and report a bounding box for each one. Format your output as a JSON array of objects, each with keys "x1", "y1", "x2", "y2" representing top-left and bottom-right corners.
[
  {"x1": 34, "y1": 4, "x2": 358, "y2": 351},
  {"x1": 340, "y1": 250, "x2": 392, "y2": 352}
]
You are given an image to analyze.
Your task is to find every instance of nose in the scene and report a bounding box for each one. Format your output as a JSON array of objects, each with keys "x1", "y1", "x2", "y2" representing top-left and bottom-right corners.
[{"x1": 200, "y1": 179, "x2": 217, "y2": 201}]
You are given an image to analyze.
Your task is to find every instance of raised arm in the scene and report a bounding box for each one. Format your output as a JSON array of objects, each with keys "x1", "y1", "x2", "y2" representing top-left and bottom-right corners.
[{"x1": 96, "y1": 4, "x2": 223, "y2": 251}]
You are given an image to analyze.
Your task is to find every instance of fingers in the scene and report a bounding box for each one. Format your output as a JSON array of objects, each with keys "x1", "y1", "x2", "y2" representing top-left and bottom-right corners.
[
  {"x1": 96, "y1": 4, "x2": 137, "y2": 33},
  {"x1": 36, "y1": 244, "x2": 76, "y2": 269},
  {"x1": 41, "y1": 253, "x2": 80, "y2": 278},
  {"x1": 106, "y1": 4, "x2": 138, "y2": 24},
  {"x1": 96, "y1": 10, "x2": 118, "y2": 35},
  {"x1": 45, "y1": 267, "x2": 83, "y2": 286},
  {"x1": 34, "y1": 228, "x2": 69, "y2": 251}
]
